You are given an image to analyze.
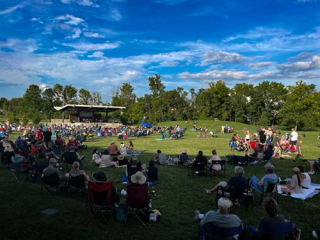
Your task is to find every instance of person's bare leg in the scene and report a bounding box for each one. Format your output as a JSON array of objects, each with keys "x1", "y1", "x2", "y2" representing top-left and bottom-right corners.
[
  {"x1": 310, "y1": 162, "x2": 314, "y2": 172},
  {"x1": 205, "y1": 183, "x2": 220, "y2": 194}
]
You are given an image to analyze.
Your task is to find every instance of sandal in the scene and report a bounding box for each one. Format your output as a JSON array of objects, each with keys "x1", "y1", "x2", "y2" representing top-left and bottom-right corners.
[{"x1": 204, "y1": 189, "x2": 211, "y2": 195}]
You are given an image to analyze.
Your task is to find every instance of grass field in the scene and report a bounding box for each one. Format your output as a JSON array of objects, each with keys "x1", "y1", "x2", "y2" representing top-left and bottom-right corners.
[{"x1": 1, "y1": 120, "x2": 319, "y2": 240}]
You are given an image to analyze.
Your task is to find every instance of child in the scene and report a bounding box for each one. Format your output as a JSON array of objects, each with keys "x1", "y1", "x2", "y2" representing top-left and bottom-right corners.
[{"x1": 293, "y1": 140, "x2": 303, "y2": 162}]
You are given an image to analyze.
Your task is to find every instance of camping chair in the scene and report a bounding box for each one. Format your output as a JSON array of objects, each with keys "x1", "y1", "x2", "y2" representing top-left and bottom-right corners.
[
  {"x1": 63, "y1": 151, "x2": 77, "y2": 171},
  {"x1": 32, "y1": 158, "x2": 49, "y2": 182},
  {"x1": 188, "y1": 161, "x2": 207, "y2": 176},
  {"x1": 52, "y1": 145, "x2": 64, "y2": 156},
  {"x1": 10, "y1": 156, "x2": 31, "y2": 184},
  {"x1": 208, "y1": 160, "x2": 226, "y2": 177},
  {"x1": 125, "y1": 183, "x2": 151, "y2": 228},
  {"x1": 41, "y1": 173, "x2": 62, "y2": 195},
  {"x1": 127, "y1": 161, "x2": 142, "y2": 182},
  {"x1": 198, "y1": 222, "x2": 242, "y2": 240},
  {"x1": 66, "y1": 174, "x2": 86, "y2": 196},
  {"x1": 85, "y1": 181, "x2": 114, "y2": 225},
  {"x1": 251, "y1": 178, "x2": 279, "y2": 205},
  {"x1": 258, "y1": 221, "x2": 294, "y2": 240},
  {"x1": 216, "y1": 178, "x2": 251, "y2": 212}
]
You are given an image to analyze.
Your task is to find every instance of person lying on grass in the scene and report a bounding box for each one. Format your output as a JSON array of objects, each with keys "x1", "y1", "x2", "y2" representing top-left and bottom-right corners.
[{"x1": 204, "y1": 166, "x2": 246, "y2": 196}]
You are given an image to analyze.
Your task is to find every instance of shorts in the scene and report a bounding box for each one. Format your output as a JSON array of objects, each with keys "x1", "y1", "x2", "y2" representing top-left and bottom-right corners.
[
  {"x1": 290, "y1": 140, "x2": 297, "y2": 145},
  {"x1": 274, "y1": 146, "x2": 281, "y2": 154}
]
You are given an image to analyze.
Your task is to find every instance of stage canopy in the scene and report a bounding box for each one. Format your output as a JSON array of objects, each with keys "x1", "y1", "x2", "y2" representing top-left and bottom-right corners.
[{"x1": 54, "y1": 104, "x2": 125, "y2": 123}]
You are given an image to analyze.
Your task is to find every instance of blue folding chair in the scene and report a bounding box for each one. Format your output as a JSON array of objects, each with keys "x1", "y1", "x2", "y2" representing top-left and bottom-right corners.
[
  {"x1": 251, "y1": 177, "x2": 279, "y2": 205},
  {"x1": 258, "y1": 221, "x2": 293, "y2": 240},
  {"x1": 199, "y1": 222, "x2": 242, "y2": 240}
]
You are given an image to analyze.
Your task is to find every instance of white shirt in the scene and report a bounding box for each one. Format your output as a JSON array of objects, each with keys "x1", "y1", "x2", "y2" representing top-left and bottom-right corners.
[
  {"x1": 291, "y1": 131, "x2": 298, "y2": 141},
  {"x1": 301, "y1": 173, "x2": 311, "y2": 188}
]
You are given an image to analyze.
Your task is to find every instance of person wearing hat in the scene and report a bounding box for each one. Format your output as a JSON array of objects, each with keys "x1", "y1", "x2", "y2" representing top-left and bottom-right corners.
[
  {"x1": 115, "y1": 154, "x2": 128, "y2": 166},
  {"x1": 281, "y1": 167, "x2": 302, "y2": 195},
  {"x1": 43, "y1": 158, "x2": 67, "y2": 182},
  {"x1": 178, "y1": 149, "x2": 188, "y2": 165},
  {"x1": 249, "y1": 163, "x2": 277, "y2": 192},
  {"x1": 92, "y1": 171, "x2": 119, "y2": 202},
  {"x1": 130, "y1": 171, "x2": 147, "y2": 185},
  {"x1": 108, "y1": 141, "x2": 118, "y2": 155},
  {"x1": 195, "y1": 197, "x2": 242, "y2": 237}
]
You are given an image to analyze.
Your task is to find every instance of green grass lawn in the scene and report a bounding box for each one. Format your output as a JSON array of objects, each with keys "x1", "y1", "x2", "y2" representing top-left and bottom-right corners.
[{"x1": 1, "y1": 120, "x2": 319, "y2": 240}]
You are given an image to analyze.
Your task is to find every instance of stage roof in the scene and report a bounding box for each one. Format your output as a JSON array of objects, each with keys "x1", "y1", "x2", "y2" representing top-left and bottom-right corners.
[{"x1": 54, "y1": 104, "x2": 125, "y2": 113}]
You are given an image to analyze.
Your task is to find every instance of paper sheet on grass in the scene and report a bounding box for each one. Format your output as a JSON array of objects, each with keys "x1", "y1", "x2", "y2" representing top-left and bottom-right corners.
[{"x1": 277, "y1": 182, "x2": 320, "y2": 200}]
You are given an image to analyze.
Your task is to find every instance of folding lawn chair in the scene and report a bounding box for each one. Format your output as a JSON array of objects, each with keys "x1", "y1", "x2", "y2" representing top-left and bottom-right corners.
[
  {"x1": 41, "y1": 173, "x2": 62, "y2": 195},
  {"x1": 189, "y1": 161, "x2": 207, "y2": 176},
  {"x1": 127, "y1": 161, "x2": 141, "y2": 182},
  {"x1": 85, "y1": 181, "x2": 114, "y2": 225},
  {"x1": 258, "y1": 221, "x2": 294, "y2": 240},
  {"x1": 198, "y1": 222, "x2": 242, "y2": 240},
  {"x1": 63, "y1": 151, "x2": 77, "y2": 171},
  {"x1": 66, "y1": 174, "x2": 86, "y2": 196},
  {"x1": 216, "y1": 178, "x2": 251, "y2": 212},
  {"x1": 31, "y1": 157, "x2": 49, "y2": 182},
  {"x1": 125, "y1": 183, "x2": 151, "y2": 228},
  {"x1": 208, "y1": 160, "x2": 226, "y2": 177},
  {"x1": 10, "y1": 156, "x2": 31, "y2": 184},
  {"x1": 251, "y1": 177, "x2": 279, "y2": 205}
]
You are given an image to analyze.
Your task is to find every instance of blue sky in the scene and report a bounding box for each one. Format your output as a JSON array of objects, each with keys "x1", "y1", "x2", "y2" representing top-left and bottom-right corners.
[{"x1": 0, "y1": 0, "x2": 320, "y2": 102}]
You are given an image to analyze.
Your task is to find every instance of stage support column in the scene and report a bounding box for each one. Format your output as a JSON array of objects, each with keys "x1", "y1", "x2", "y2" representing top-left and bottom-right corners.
[
  {"x1": 62, "y1": 111, "x2": 64, "y2": 123},
  {"x1": 77, "y1": 110, "x2": 80, "y2": 123},
  {"x1": 105, "y1": 111, "x2": 108, "y2": 123}
]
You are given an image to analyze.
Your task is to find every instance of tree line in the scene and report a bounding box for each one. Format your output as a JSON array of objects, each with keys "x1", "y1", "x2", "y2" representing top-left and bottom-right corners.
[{"x1": 0, "y1": 76, "x2": 319, "y2": 130}]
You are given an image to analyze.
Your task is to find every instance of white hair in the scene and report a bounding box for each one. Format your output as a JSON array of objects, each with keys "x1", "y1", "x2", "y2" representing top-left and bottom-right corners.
[{"x1": 218, "y1": 198, "x2": 232, "y2": 209}]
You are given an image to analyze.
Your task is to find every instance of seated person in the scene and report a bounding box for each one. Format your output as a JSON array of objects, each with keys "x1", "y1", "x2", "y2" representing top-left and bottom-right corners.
[
  {"x1": 66, "y1": 161, "x2": 89, "y2": 186},
  {"x1": 91, "y1": 148, "x2": 101, "y2": 165},
  {"x1": 119, "y1": 142, "x2": 127, "y2": 156},
  {"x1": 1, "y1": 136, "x2": 15, "y2": 164},
  {"x1": 195, "y1": 198, "x2": 242, "y2": 240},
  {"x1": 281, "y1": 167, "x2": 302, "y2": 195},
  {"x1": 246, "y1": 198, "x2": 285, "y2": 238},
  {"x1": 43, "y1": 158, "x2": 67, "y2": 183},
  {"x1": 15, "y1": 136, "x2": 28, "y2": 150},
  {"x1": 116, "y1": 154, "x2": 128, "y2": 166},
  {"x1": 91, "y1": 171, "x2": 119, "y2": 203},
  {"x1": 191, "y1": 150, "x2": 207, "y2": 171},
  {"x1": 45, "y1": 147, "x2": 58, "y2": 160},
  {"x1": 308, "y1": 158, "x2": 320, "y2": 175},
  {"x1": 250, "y1": 163, "x2": 277, "y2": 192},
  {"x1": 108, "y1": 141, "x2": 118, "y2": 155},
  {"x1": 263, "y1": 145, "x2": 274, "y2": 160},
  {"x1": 298, "y1": 165, "x2": 311, "y2": 189},
  {"x1": 208, "y1": 149, "x2": 221, "y2": 173},
  {"x1": 154, "y1": 150, "x2": 166, "y2": 165},
  {"x1": 147, "y1": 160, "x2": 158, "y2": 181},
  {"x1": 204, "y1": 166, "x2": 246, "y2": 195},
  {"x1": 178, "y1": 149, "x2": 189, "y2": 165},
  {"x1": 54, "y1": 135, "x2": 65, "y2": 146},
  {"x1": 67, "y1": 137, "x2": 78, "y2": 150},
  {"x1": 99, "y1": 150, "x2": 119, "y2": 168}
]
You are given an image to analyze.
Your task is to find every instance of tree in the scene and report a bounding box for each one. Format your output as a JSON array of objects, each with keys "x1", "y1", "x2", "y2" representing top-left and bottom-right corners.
[
  {"x1": 259, "y1": 111, "x2": 270, "y2": 126},
  {"x1": 20, "y1": 84, "x2": 42, "y2": 118},
  {"x1": 32, "y1": 110, "x2": 41, "y2": 125},
  {"x1": 148, "y1": 74, "x2": 165, "y2": 98},
  {"x1": 91, "y1": 92, "x2": 102, "y2": 105},
  {"x1": 53, "y1": 84, "x2": 78, "y2": 104},
  {"x1": 278, "y1": 81, "x2": 319, "y2": 129},
  {"x1": 42, "y1": 88, "x2": 55, "y2": 120},
  {"x1": 78, "y1": 89, "x2": 91, "y2": 105}
]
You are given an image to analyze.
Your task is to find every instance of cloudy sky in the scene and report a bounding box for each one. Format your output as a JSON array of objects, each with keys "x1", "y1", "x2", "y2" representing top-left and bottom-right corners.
[{"x1": 0, "y1": 0, "x2": 320, "y2": 102}]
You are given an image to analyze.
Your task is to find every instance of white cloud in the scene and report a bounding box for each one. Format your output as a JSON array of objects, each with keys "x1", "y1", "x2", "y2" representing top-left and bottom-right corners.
[
  {"x1": 201, "y1": 50, "x2": 247, "y2": 66},
  {"x1": 249, "y1": 62, "x2": 273, "y2": 69},
  {"x1": 84, "y1": 32, "x2": 105, "y2": 38},
  {"x1": 55, "y1": 14, "x2": 85, "y2": 25},
  {"x1": 60, "y1": 0, "x2": 99, "y2": 7},
  {"x1": 88, "y1": 51, "x2": 104, "y2": 58},
  {"x1": 279, "y1": 55, "x2": 320, "y2": 72},
  {"x1": 178, "y1": 70, "x2": 248, "y2": 81},
  {"x1": 67, "y1": 28, "x2": 82, "y2": 39},
  {"x1": 223, "y1": 27, "x2": 291, "y2": 42},
  {"x1": 109, "y1": 7, "x2": 122, "y2": 21},
  {"x1": 0, "y1": 2, "x2": 27, "y2": 15},
  {"x1": 60, "y1": 41, "x2": 122, "y2": 50}
]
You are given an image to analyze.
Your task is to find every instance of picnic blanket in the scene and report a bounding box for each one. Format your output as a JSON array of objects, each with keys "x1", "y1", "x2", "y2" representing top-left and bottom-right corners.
[
  {"x1": 277, "y1": 180, "x2": 320, "y2": 200},
  {"x1": 121, "y1": 176, "x2": 156, "y2": 185},
  {"x1": 124, "y1": 151, "x2": 142, "y2": 156}
]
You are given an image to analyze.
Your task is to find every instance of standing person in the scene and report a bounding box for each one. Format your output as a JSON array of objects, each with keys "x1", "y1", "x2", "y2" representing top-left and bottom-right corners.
[
  {"x1": 258, "y1": 128, "x2": 266, "y2": 144},
  {"x1": 290, "y1": 128, "x2": 298, "y2": 146},
  {"x1": 43, "y1": 127, "x2": 53, "y2": 148},
  {"x1": 36, "y1": 128, "x2": 43, "y2": 142},
  {"x1": 293, "y1": 140, "x2": 303, "y2": 162},
  {"x1": 154, "y1": 150, "x2": 166, "y2": 165},
  {"x1": 273, "y1": 133, "x2": 284, "y2": 159},
  {"x1": 244, "y1": 131, "x2": 251, "y2": 152}
]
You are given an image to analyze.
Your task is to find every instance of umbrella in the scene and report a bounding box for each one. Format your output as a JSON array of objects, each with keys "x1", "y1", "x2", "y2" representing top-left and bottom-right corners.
[{"x1": 141, "y1": 122, "x2": 153, "y2": 128}]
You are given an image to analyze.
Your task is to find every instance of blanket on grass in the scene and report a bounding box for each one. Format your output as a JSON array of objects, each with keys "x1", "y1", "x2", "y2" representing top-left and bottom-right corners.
[{"x1": 277, "y1": 180, "x2": 320, "y2": 200}]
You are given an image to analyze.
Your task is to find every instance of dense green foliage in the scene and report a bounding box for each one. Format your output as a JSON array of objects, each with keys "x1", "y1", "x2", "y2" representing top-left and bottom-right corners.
[
  {"x1": 1, "y1": 120, "x2": 319, "y2": 240},
  {"x1": 1, "y1": 79, "x2": 320, "y2": 129}
]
